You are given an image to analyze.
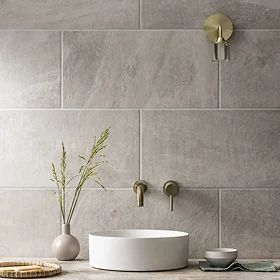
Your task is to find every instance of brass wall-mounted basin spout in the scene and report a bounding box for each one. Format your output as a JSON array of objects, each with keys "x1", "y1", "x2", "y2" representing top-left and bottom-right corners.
[
  {"x1": 204, "y1": 13, "x2": 233, "y2": 61},
  {"x1": 216, "y1": 25, "x2": 224, "y2": 44},
  {"x1": 133, "y1": 180, "x2": 148, "y2": 207}
]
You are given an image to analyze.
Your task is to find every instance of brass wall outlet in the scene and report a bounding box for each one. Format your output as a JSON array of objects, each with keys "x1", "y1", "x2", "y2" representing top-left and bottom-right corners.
[
  {"x1": 133, "y1": 180, "x2": 148, "y2": 207},
  {"x1": 204, "y1": 13, "x2": 233, "y2": 43},
  {"x1": 203, "y1": 13, "x2": 233, "y2": 61}
]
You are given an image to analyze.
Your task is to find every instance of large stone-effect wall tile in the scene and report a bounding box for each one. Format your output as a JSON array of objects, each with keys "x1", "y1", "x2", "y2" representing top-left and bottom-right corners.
[
  {"x1": 141, "y1": 0, "x2": 280, "y2": 29},
  {"x1": 142, "y1": 110, "x2": 280, "y2": 189},
  {"x1": 0, "y1": 32, "x2": 60, "y2": 108},
  {"x1": 0, "y1": 189, "x2": 60, "y2": 257},
  {"x1": 0, "y1": 110, "x2": 139, "y2": 189},
  {"x1": 0, "y1": 0, "x2": 139, "y2": 29},
  {"x1": 70, "y1": 189, "x2": 218, "y2": 258},
  {"x1": 221, "y1": 31, "x2": 280, "y2": 108},
  {"x1": 221, "y1": 190, "x2": 280, "y2": 258},
  {"x1": 63, "y1": 31, "x2": 218, "y2": 109}
]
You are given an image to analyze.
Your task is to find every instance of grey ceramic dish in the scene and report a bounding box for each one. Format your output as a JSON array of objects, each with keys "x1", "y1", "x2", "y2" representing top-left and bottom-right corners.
[{"x1": 205, "y1": 248, "x2": 238, "y2": 268}]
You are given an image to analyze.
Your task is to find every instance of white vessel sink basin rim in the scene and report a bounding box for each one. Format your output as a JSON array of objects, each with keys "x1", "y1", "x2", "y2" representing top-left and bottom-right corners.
[{"x1": 89, "y1": 229, "x2": 189, "y2": 272}]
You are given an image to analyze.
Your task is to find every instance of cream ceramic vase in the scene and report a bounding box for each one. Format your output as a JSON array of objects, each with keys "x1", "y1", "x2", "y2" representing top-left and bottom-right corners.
[{"x1": 52, "y1": 223, "x2": 80, "y2": 261}]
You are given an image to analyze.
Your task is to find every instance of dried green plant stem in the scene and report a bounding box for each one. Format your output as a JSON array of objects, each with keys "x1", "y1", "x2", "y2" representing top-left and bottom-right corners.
[
  {"x1": 66, "y1": 128, "x2": 109, "y2": 223},
  {"x1": 50, "y1": 127, "x2": 110, "y2": 225},
  {"x1": 51, "y1": 163, "x2": 65, "y2": 223},
  {"x1": 61, "y1": 143, "x2": 66, "y2": 224}
]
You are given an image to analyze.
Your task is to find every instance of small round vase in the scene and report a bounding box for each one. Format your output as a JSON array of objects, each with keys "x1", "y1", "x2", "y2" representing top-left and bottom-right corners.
[{"x1": 52, "y1": 223, "x2": 80, "y2": 261}]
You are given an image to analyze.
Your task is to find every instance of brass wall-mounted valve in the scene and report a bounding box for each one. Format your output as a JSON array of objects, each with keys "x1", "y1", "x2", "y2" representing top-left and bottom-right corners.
[
  {"x1": 203, "y1": 13, "x2": 233, "y2": 61},
  {"x1": 163, "y1": 181, "x2": 179, "y2": 212}
]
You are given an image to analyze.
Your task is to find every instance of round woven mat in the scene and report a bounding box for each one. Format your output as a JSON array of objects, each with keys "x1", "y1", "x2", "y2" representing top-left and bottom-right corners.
[{"x1": 0, "y1": 261, "x2": 61, "y2": 278}]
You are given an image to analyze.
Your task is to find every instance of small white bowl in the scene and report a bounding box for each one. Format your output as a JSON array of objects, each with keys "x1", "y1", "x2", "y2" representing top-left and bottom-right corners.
[{"x1": 205, "y1": 248, "x2": 238, "y2": 268}]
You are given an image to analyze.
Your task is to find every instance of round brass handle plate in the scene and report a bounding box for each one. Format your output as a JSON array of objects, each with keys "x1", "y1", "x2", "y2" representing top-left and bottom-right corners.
[
  {"x1": 163, "y1": 181, "x2": 179, "y2": 196},
  {"x1": 204, "y1": 13, "x2": 233, "y2": 43}
]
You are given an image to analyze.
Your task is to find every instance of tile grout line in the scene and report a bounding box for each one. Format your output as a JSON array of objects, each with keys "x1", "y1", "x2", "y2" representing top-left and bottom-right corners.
[
  {"x1": 1, "y1": 187, "x2": 280, "y2": 190},
  {"x1": 218, "y1": 61, "x2": 221, "y2": 108},
  {"x1": 60, "y1": 31, "x2": 64, "y2": 109},
  {"x1": 139, "y1": 110, "x2": 143, "y2": 179},
  {"x1": 0, "y1": 187, "x2": 58, "y2": 190},
  {"x1": 0, "y1": 28, "x2": 280, "y2": 31},
  {"x1": 139, "y1": 0, "x2": 141, "y2": 29},
  {"x1": 0, "y1": 108, "x2": 280, "y2": 111},
  {"x1": 218, "y1": 189, "x2": 222, "y2": 247}
]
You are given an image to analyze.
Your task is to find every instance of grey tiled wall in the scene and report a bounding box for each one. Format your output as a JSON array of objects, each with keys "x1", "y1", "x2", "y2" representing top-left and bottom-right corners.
[{"x1": 0, "y1": 0, "x2": 279, "y2": 259}]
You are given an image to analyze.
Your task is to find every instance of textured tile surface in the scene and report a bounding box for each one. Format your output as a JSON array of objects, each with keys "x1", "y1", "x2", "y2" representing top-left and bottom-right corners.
[
  {"x1": 63, "y1": 31, "x2": 218, "y2": 109},
  {"x1": 0, "y1": 110, "x2": 139, "y2": 188},
  {"x1": 0, "y1": 0, "x2": 139, "y2": 29},
  {"x1": 0, "y1": 32, "x2": 60, "y2": 108},
  {"x1": 0, "y1": 189, "x2": 60, "y2": 257},
  {"x1": 221, "y1": 190, "x2": 280, "y2": 258},
  {"x1": 70, "y1": 189, "x2": 218, "y2": 258},
  {"x1": 221, "y1": 31, "x2": 280, "y2": 108},
  {"x1": 141, "y1": 0, "x2": 280, "y2": 29},
  {"x1": 142, "y1": 110, "x2": 280, "y2": 189}
]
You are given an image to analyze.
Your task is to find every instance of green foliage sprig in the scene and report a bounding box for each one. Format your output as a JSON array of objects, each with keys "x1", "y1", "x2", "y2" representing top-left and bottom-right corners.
[{"x1": 51, "y1": 127, "x2": 110, "y2": 224}]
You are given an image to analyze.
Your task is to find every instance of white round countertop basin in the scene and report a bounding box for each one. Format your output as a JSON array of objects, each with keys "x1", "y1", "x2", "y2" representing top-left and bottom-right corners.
[{"x1": 89, "y1": 229, "x2": 189, "y2": 271}]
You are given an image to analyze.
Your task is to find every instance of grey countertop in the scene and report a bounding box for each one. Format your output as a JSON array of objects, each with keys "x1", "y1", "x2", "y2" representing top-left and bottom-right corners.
[{"x1": 1, "y1": 259, "x2": 280, "y2": 280}]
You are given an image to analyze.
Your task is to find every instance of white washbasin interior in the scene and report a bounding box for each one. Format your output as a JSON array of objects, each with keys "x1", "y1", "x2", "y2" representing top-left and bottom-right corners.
[{"x1": 90, "y1": 229, "x2": 188, "y2": 238}]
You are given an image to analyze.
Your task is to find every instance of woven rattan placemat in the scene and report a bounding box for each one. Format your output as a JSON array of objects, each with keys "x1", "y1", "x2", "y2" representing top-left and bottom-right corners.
[{"x1": 0, "y1": 261, "x2": 61, "y2": 278}]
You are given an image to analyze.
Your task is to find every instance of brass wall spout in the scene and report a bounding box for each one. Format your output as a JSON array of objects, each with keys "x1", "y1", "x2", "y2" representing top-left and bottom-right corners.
[
  {"x1": 136, "y1": 185, "x2": 145, "y2": 207},
  {"x1": 133, "y1": 180, "x2": 148, "y2": 207},
  {"x1": 216, "y1": 25, "x2": 224, "y2": 44},
  {"x1": 204, "y1": 13, "x2": 233, "y2": 61}
]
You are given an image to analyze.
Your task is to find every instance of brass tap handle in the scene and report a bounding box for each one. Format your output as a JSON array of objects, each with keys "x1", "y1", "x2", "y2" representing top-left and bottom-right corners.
[
  {"x1": 212, "y1": 44, "x2": 218, "y2": 61},
  {"x1": 170, "y1": 195, "x2": 174, "y2": 211},
  {"x1": 224, "y1": 42, "x2": 230, "y2": 61},
  {"x1": 163, "y1": 181, "x2": 179, "y2": 212}
]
